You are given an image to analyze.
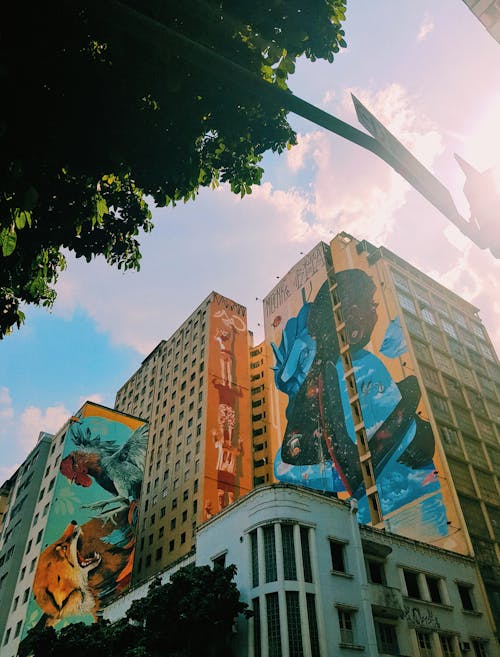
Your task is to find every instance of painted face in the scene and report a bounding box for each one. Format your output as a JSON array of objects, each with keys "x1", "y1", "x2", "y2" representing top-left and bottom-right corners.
[{"x1": 345, "y1": 299, "x2": 378, "y2": 349}]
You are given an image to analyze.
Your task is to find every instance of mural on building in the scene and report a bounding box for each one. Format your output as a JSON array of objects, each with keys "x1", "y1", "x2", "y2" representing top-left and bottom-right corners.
[
  {"x1": 21, "y1": 404, "x2": 147, "y2": 638},
  {"x1": 204, "y1": 294, "x2": 251, "y2": 519},
  {"x1": 265, "y1": 242, "x2": 464, "y2": 550}
]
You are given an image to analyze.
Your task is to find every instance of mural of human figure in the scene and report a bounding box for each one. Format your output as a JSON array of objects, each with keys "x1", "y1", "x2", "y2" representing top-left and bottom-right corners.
[
  {"x1": 273, "y1": 269, "x2": 444, "y2": 529},
  {"x1": 215, "y1": 327, "x2": 235, "y2": 387},
  {"x1": 212, "y1": 376, "x2": 244, "y2": 443},
  {"x1": 211, "y1": 429, "x2": 243, "y2": 510}
]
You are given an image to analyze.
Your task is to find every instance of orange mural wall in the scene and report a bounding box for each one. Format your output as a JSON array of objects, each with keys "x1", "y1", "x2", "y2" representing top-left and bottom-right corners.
[{"x1": 203, "y1": 293, "x2": 252, "y2": 520}]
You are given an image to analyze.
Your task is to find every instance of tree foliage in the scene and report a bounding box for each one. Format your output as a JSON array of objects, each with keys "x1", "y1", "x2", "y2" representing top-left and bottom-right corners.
[
  {"x1": 21, "y1": 564, "x2": 250, "y2": 657},
  {"x1": 1, "y1": 0, "x2": 347, "y2": 336}
]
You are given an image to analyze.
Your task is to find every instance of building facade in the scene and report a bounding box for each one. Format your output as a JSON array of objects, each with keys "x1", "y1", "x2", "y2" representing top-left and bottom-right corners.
[
  {"x1": 462, "y1": 0, "x2": 500, "y2": 43},
  {"x1": 114, "y1": 291, "x2": 252, "y2": 583},
  {"x1": 104, "y1": 484, "x2": 498, "y2": 657},
  {"x1": 0, "y1": 402, "x2": 147, "y2": 657},
  {"x1": 263, "y1": 233, "x2": 500, "y2": 635},
  {"x1": 0, "y1": 433, "x2": 52, "y2": 652}
]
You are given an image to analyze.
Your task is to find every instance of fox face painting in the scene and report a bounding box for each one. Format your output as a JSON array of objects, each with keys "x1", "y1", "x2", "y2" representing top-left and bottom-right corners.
[{"x1": 32, "y1": 521, "x2": 101, "y2": 624}]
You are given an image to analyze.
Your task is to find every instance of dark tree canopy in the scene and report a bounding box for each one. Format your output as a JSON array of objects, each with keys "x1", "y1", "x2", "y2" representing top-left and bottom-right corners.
[
  {"x1": 20, "y1": 564, "x2": 249, "y2": 657},
  {"x1": 1, "y1": 1, "x2": 347, "y2": 336}
]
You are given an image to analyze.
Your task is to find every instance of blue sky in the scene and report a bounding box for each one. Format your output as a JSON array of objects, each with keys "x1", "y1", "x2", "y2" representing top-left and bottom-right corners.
[{"x1": 1, "y1": 1, "x2": 500, "y2": 481}]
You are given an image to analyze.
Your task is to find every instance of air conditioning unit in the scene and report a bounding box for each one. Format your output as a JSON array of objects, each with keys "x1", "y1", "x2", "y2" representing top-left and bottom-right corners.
[{"x1": 460, "y1": 641, "x2": 472, "y2": 652}]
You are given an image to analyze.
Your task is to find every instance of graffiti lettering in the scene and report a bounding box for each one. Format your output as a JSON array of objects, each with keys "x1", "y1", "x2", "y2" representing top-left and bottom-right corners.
[
  {"x1": 400, "y1": 606, "x2": 440, "y2": 629},
  {"x1": 293, "y1": 247, "x2": 325, "y2": 290},
  {"x1": 212, "y1": 293, "x2": 246, "y2": 318},
  {"x1": 264, "y1": 283, "x2": 291, "y2": 318}
]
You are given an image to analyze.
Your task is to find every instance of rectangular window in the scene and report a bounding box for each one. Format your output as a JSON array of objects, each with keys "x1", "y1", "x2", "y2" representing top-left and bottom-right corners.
[
  {"x1": 286, "y1": 591, "x2": 303, "y2": 657},
  {"x1": 426, "y1": 575, "x2": 442, "y2": 604},
  {"x1": 253, "y1": 598, "x2": 262, "y2": 657},
  {"x1": 416, "y1": 631, "x2": 433, "y2": 657},
  {"x1": 266, "y1": 593, "x2": 282, "y2": 657},
  {"x1": 14, "y1": 621, "x2": 22, "y2": 638},
  {"x1": 338, "y1": 609, "x2": 354, "y2": 645},
  {"x1": 251, "y1": 530, "x2": 259, "y2": 588},
  {"x1": 264, "y1": 525, "x2": 277, "y2": 583},
  {"x1": 404, "y1": 570, "x2": 421, "y2": 598},
  {"x1": 439, "y1": 634, "x2": 456, "y2": 657},
  {"x1": 472, "y1": 640, "x2": 488, "y2": 657},
  {"x1": 367, "y1": 559, "x2": 385, "y2": 584},
  {"x1": 457, "y1": 583, "x2": 475, "y2": 611},
  {"x1": 375, "y1": 622, "x2": 399, "y2": 654},
  {"x1": 281, "y1": 524, "x2": 297, "y2": 581},
  {"x1": 329, "y1": 540, "x2": 346, "y2": 573},
  {"x1": 300, "y1": 527, "x2": 313, "y2": 583},
  {"x1": 306, "y1": 594, "x2": 320, "y2": 657}
]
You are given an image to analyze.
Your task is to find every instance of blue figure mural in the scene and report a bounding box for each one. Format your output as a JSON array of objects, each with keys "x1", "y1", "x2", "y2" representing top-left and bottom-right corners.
[{"x1": 272, "y1": 269, "x2": 447, "y2": 531}]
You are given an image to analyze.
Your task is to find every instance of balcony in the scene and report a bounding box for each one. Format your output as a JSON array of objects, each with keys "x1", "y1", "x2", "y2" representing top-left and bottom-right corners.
[{"x1": 369, "y1": 584, "x2": 403, "y2": 619}]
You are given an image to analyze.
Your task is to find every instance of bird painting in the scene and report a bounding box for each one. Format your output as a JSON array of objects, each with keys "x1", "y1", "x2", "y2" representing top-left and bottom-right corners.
[{"x1": 60, "y1": 422, "x2": 148, "y2": 520}]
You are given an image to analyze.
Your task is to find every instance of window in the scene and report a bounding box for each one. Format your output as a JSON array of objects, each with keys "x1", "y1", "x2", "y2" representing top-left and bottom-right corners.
[
  {"x1": 251, "y1": 530, "x2": 259, "y2": 587},
  {"x1": 338, "y1": 608, "x2": 354, "y2": 645},
  {"x1": 306, "y1": 594, "x2": 320, "y2": 657},
  {"x1": 439, "y1": 634, "x2": 456, "y2": 657},
  {"x1": 426, "y1": 575, "x2": 442, "y2": 604},
  {"x1": 281, "y1": 524, "x2": 297, "y2": 581},
  {"x1": 3, "y1": 628, "x2": 11, "y2": 645},
  {"x1": 416, "y1": 631, "x2": 433, "y2": 657},
  {"x1": 300, "y1": 527, "x2": 313, "y2": 583},
  {"x1": 403, "y1": 569, "x2": 421, "y2": 599},
  {"x1": 170, "y1": 518, "x2": 176, "y2": 530},
  {"x1": 375, "y1": 621, "x2": 399, "y2": 655},
  {"x1": 266, "y1": 592, "x2": 282, "y2": 657},
  {"x1": 253, "y1": 598, "x2": 262, "y2": 657},
  {"x1": 264, "y1": 525, "x2": 277, "y2": 583},
  {"x1": 180, "y1": 532, "x2": 186, "y2": 544},
  {"x1": 421, "y1": 307, "x2": 437, "y2": 325},
  {"x1": 169, "y1": 539, "x2": 175, "y2": 552},
  {"x1": 367, "y1": 559, "x2": 385, "y2": 584},
  {"x1": 329, "y1": 540, "x2": 346, "y2": 573},
  {"x1": 457, "y1": 583, "x2": 475, "y2": 611},
  {"x1": 155, "y1": 547, "x2": 163, "y2": 561},
  {"x1": 22, "y1": 587, "x2": 30, "y2": 603},
  {"x1": 286, "y1": 591, "x2": 303, "y2": 657},
  {"x1": 472, "y1": 639, "x2": 488, "y2": 657},
  {"x1": 14, "y1": 620, "x2": 22, "y2": 638},
  {"x1": 213, "y1": 553, "x2": 226, "y2": 568}
]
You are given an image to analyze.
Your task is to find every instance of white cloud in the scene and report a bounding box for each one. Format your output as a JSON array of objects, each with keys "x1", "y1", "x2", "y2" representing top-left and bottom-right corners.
[
  {"x1": 286, "y1": 131, "x2": 323, "y2": 173},
  {"x1": 417, "y1": 13, "x2": 434, "y2": 42},
  {"x1": 78, "y1": 393, "x2": 104, "y2": 406},
  {"x1": 18, "y1": 404, "x2": 70, "y2": 452},
  {"x1": 0, "y1": 387, "x2": 14, "y2": 421}
]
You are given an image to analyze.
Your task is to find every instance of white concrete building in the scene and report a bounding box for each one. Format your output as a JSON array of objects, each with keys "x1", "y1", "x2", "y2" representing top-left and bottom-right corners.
[{"x1": 104, "y1": 484, "x2": 497, "y2": 657}]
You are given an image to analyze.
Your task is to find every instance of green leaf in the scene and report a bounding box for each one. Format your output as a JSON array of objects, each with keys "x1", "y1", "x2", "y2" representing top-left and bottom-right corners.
[
  {"x1": 1, "y1": 227, "x2": 17, "y2": 256},
  {"x1": 14, "y1": 209, "x2": 31, "y2": 229}
]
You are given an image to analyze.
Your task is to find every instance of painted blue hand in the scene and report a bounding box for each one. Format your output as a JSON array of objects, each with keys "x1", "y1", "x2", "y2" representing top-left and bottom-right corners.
[{"x1": 271, "y1": 304, "x2": 316, "y2": 397}]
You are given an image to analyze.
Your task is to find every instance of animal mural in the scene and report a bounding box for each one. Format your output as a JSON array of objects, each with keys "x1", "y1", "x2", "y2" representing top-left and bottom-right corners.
[
  {"x1": 22, "y1": 412, "x2": 147, "y2": 639},
  {"x1": 272, "y1": 269, "x2": 448, "y2": 536}
]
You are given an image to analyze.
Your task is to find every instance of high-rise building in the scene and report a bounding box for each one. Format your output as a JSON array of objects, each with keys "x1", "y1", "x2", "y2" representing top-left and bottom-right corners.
[
  {"x1": 249, "y1": 341, "x2": 274, "y2": 487},
  {"x1": 114, "y1": 291, "x2": 253, "y2": 583},
  {"x1": 0, "y1": 432, "x2": 52, "y2": 653},
  {"x1": 263, "y1": 233, "x2": 500, "y2": 633},
  {"x1": 0, "y1": 402, "x2": 147, "y2": 657},
  {"x1": 462, "y1": 0, "x2": 500, "y2": 43}
]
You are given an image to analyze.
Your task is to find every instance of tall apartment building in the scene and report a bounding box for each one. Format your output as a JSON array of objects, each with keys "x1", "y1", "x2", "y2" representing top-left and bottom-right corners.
[
  {"x1": 0, "y1": 432, "x2": 52, "y2": 652},
  {"x1": 462, "y1": 0, "x2": 500, "y2": 43},
  {"x1": 114, "y1": 291, "x2": 252, "y2": 583},
  {"x1": 263, "y1": 233, "x2": 500, "y2": 632},
  {"x1": 249, "y1": 341, "x2": 274, "y2": 487},
  {"x1": 0, "y1": 402, "x2": 147, "y2": 657}
]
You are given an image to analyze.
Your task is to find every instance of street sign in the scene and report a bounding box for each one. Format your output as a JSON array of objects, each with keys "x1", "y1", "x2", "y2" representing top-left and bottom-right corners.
[{"x1": 351, "y1": 94, "x2": 484, "y2": 246}]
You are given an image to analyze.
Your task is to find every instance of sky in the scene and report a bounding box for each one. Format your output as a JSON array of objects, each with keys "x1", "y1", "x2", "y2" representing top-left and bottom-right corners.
[{"x1": 1, "y1": 1, "x2": 499, "y2": 483}]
